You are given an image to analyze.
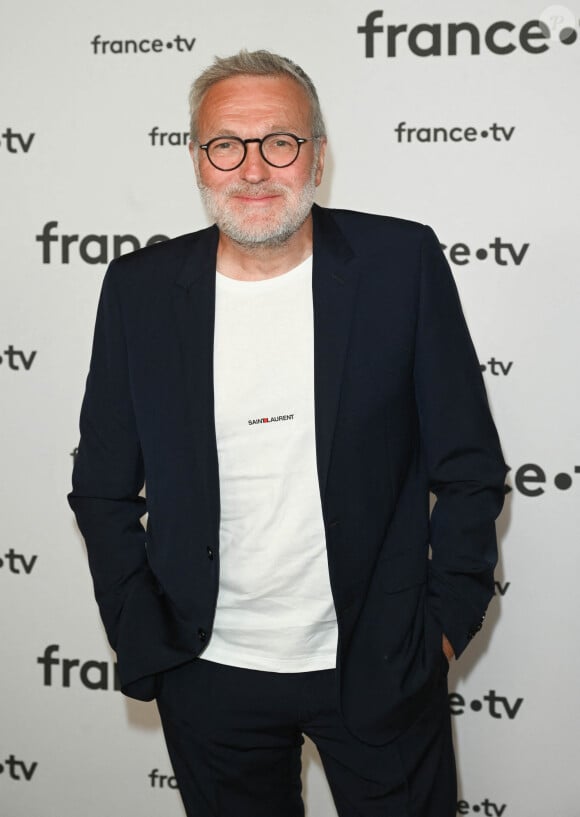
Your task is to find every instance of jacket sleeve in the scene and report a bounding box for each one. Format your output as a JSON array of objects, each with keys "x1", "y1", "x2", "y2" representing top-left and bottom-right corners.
[
  {"x1": 68, "y1": 261, "x2": 148, "y2": 650},
  {"x1": 414, "y1": 224, "x2": 508, "y2": 658}
]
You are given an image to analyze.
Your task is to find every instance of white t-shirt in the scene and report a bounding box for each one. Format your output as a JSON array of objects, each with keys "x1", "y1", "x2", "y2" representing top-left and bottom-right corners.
[{"x1": 198, "y1": 256, "x2": 338, "y2": 672}]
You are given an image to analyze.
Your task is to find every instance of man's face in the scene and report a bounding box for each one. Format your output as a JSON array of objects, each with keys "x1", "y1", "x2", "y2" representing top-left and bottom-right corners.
[{"x1": 191, "y1": 74, "x2": 326, "y2": 248}]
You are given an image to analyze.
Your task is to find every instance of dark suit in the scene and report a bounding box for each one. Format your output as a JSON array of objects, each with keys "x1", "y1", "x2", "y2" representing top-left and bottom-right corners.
[{"x1": 68, "y1": 204, "x2": 506, "y2": 746}]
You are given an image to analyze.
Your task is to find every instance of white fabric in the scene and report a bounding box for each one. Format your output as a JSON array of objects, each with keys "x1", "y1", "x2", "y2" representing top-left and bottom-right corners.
[{"x1": 199, "y1": 256, "x2": 338, "y2": 672}]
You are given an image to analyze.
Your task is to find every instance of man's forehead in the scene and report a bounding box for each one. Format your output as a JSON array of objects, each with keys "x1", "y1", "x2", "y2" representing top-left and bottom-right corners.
[{"x1": 198, "y1": 74, "x2": 311, "y2": 133}]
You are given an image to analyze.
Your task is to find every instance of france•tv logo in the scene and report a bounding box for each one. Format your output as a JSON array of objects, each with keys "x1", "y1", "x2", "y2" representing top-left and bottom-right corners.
[{"x1": 357, "y1": 8, "x2": 578, "y2": 58}]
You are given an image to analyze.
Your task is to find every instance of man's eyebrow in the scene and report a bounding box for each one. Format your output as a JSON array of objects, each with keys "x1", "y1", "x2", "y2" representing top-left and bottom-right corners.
[
  {"x1": 204, "y1": 125, "x2": 298, "y2": 139},
  {"x1": 197, "y1": 130, "x2": 238, "y2": 142}
]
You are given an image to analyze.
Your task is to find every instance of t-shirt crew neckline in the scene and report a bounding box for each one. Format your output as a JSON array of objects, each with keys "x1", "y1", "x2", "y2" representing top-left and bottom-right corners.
[{"x1": 215, "y1": 255, "x2": 312, "y2": 291}]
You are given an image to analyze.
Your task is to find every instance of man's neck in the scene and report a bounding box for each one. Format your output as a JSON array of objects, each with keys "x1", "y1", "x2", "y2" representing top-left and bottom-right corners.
[{"x1": 216, "y1": 215, "x2": 313, "y2": 281}]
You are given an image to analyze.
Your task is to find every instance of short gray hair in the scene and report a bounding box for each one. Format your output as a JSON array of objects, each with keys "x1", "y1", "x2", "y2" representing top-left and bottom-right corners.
[{"x1": 188, "y1": 49, "x2": 326, "y2": 143}]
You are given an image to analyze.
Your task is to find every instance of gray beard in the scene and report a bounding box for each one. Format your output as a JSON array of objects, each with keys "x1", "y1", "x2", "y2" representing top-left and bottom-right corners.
[{"x1": 198, "y1": 173, "x2": 317, "y2": 249}]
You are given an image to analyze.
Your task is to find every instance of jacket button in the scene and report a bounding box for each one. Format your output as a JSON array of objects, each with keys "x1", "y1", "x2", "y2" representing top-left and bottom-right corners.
[
  {"x1": 328, "y1": 518, "x2": 340, "y2": 528},
  {"x1": 207, "y1": 547, "x2": 214, "y2": 560},
  {"x1": 198, "y1": 628, "x2": 207, "y2": 642}
]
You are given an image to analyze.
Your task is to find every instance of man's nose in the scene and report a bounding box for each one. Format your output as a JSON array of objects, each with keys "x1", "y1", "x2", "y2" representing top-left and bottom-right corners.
[{"x1": 239, "y1": 142, "x2": 271, "y2": 182}]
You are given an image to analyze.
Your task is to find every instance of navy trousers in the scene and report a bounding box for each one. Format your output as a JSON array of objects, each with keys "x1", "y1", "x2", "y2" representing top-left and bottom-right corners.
[{"x1": 156, "y1": 657, "x2": 455, "y2": 817}]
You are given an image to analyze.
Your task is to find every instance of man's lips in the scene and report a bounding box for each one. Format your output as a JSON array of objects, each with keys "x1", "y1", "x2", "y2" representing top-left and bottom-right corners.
[{"x1": 232, "y1": 194, "x2": 281, "y2": 204}]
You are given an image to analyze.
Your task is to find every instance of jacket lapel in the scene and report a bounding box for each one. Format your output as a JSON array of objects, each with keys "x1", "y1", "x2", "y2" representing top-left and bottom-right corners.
[
  {"x1": 172, "y1": 225, "x2": 221, "y2": 521},
  {"x1": 311, "y1": 204, "x2": 359, "y2": 505}
]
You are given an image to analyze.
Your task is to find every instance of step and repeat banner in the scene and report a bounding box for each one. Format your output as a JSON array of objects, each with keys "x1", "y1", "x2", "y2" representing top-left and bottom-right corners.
[{"x1": 2, "y1": 1, "x2": 579, "y2": 815}]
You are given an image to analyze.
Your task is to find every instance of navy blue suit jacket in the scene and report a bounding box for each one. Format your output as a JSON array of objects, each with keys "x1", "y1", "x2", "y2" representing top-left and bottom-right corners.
[{"x1": 68, "y1": 204, "x2": 507, "y2": 744}]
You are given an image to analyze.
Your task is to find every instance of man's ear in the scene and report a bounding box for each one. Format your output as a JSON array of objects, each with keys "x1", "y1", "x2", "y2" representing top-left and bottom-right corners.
[
  {"x1": 189, "y1": 141, "x2": 201, "y2": 186},
  {"x1": 314, "y1": 138, "x2": 327, "y2": 187}
]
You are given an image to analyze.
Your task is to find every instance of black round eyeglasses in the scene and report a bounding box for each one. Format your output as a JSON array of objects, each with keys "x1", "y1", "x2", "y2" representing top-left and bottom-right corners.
[{"x1": 198, "y1": 132, "x2": 319, "y2": 171}]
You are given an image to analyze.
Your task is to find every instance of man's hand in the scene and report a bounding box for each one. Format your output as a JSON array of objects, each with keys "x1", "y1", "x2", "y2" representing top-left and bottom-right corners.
[{"x1": 442, "y1": 634, "x2": 455, "y2": 661}]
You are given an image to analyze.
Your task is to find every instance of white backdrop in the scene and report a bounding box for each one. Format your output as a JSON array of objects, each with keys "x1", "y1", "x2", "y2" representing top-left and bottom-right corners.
[{"x1": 2, "y1": 1, "x2": 579, "y2": 815}]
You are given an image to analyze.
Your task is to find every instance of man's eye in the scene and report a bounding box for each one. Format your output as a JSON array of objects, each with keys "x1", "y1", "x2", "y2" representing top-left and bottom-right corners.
[
  {"x1": 271, "y1": 138, "x2": 292, "y2": 149},
  {"x1": 213, "y1": 140, "x2": 234, "y2": 152}
]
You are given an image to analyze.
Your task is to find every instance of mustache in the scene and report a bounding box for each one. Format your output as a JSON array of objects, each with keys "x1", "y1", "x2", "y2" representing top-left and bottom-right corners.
[{"x1": 218, "y1": 182, "x2": 290, "y2": 198}]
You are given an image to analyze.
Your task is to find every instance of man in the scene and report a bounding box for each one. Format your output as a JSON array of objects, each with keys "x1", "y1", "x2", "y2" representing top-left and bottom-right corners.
[{"x1": 69, "y1": 49, "x2": 507, "y2": 817}]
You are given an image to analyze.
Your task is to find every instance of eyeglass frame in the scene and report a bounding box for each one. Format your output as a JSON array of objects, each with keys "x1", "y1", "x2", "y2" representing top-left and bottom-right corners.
[{"x1": 197, "y1": 132, "x2": 320, "y2": 171}]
